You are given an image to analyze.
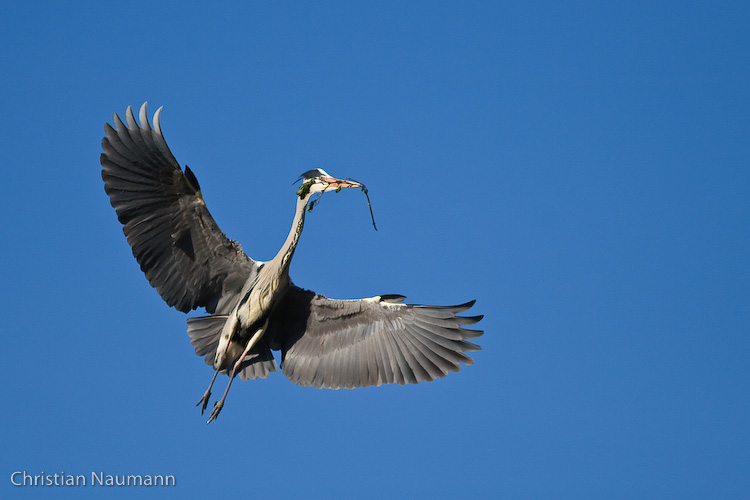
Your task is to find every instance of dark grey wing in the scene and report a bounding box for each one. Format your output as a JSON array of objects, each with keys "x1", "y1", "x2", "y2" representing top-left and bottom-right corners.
[
  {"x1": 264, "y1": 286, "x2": 483, "y2": 389},
  {"x1": 101, "y1": 102, "x2": 258, "y2": 314}
]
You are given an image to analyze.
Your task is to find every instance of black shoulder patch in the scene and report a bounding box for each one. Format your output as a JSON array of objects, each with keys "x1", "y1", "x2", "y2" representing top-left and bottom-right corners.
[
  {"x1": 380, "y1": 295, "x2": 406, "y2": 303},
  {"x1": 174, "y1": 228, "x2": 196, "y2": 261},
  {"x1": 184, "y1": 165, "x2": 201, "y2": 193}
]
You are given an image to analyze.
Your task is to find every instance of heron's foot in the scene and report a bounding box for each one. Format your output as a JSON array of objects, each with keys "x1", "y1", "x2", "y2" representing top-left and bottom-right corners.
[
  {"x1": 196, "y1": 390, "x2": 212, "y2": 415},
  {"x1": 207, "y1": 400, "x2": 224, "y2": 424}
]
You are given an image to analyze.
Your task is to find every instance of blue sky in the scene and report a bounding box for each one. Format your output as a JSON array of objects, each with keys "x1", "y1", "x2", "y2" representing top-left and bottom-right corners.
[{"x1": 1, "y1": 1, "x2": 749, "y2": 498}]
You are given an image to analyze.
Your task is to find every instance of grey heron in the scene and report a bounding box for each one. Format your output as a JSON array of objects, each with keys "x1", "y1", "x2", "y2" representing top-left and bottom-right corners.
[{"x1": 101, "y1": 102, "x2": 483, "y2": 423}]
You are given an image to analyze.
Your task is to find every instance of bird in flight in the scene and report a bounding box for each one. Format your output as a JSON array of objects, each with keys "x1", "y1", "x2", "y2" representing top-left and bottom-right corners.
[{"x1": 101, "y1": 102, "x2": 483, "y2": 423}]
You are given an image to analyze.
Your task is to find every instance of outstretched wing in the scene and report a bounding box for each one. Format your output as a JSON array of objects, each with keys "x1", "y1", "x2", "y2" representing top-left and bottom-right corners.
[
  {"x1": 264, "y1": 286, "x2": 483, "y2": 389},
  {"x1": 101, "y1": 102, "x2": 258, "y2": 314}
]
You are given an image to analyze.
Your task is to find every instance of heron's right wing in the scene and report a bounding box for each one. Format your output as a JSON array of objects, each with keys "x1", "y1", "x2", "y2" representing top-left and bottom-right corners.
[{"x1": 101, "y1": 103, "x2": 258, "y2": 313}]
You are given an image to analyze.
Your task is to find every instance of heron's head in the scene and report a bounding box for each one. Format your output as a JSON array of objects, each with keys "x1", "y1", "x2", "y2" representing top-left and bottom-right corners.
[
  {"x1": 296, "y1": 168, "x2": 363, "y2": 198},
  {"x1": 295, "y1": 168, "x2": 377, "y2": 230}
]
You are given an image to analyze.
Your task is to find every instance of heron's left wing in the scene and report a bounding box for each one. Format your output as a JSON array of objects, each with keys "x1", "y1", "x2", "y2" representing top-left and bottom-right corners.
[
  {"x1": 101, "y1": 103, "x2": 258, "y2": 314},
  {"x1": 264, "y1": 286, "x2": 483, "y2": 389}
]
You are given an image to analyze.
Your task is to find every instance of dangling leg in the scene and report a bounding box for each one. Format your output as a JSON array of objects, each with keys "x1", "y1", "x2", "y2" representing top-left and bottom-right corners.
[
  {"x1": 196, "y1": 368, "x2": 220, "y2": 415},
  {"x1": 207, "y1": 327, "x2": 266, "y2": 424}
]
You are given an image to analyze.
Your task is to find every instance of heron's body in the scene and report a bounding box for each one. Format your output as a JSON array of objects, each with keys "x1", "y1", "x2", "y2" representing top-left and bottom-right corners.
[
  {"x1": 101, "y1": 102, "x2": 483, "y2": 423},
  {"x1": 206, "y1": 194, "x2": 308, "y2": 413}
]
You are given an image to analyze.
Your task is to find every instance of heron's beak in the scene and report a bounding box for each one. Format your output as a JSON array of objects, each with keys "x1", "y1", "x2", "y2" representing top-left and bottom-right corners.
[{"x1": 324, "y1": 177, "x2": 362, "y2": 190}]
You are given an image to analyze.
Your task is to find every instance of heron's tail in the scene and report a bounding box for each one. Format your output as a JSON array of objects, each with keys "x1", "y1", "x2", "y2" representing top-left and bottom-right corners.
[
  {"x1": 186, "y1": 315, "x2": 229, "y2": 366},
  {"x1": 186, "y1": 315, "x2": 278, "y2": 380}
]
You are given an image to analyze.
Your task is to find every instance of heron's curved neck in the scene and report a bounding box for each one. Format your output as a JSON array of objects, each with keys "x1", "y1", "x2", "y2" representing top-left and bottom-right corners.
[{"x1": 270, "y1": 194, "x2": 311, "y2": 274}]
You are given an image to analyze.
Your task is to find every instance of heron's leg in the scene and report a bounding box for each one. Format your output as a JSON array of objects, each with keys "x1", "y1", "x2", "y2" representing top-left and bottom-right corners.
[
  {"x1": 196, "y1": 368, "x2": 220, "y2": 415},
  {"x1": 207, "y1": 327, "x2": 266, "y2": 424}
]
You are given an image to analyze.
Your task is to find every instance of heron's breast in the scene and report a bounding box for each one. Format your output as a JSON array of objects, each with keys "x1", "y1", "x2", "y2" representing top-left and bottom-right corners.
[{"x1": 237, "y1": 273, "x2": 288, "y2": 329}]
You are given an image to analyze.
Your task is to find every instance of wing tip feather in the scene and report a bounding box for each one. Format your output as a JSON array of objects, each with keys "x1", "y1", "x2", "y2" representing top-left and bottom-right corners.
[{"x1": 139, "y1": 102, "x2": 150, "y2": 131}]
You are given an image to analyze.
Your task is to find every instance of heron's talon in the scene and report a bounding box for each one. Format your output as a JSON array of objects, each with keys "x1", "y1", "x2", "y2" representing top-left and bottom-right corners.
[
  {"x1": 196, "y1": 391, "x2": 211, "y2": 415},
  {"x1": 207, "y1": 401, "x2": 224, "y2": 424}
]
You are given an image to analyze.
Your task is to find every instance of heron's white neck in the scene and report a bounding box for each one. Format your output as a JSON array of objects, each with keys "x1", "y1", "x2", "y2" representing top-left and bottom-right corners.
[{"x1": 269, "y1": 194, "x2": 311, "y2": 276}]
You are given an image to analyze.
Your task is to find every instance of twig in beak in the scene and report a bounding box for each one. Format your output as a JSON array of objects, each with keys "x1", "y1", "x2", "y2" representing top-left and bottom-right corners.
[{"x1": 346, "y1": 178, "x2": 377, "y2": 231}]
